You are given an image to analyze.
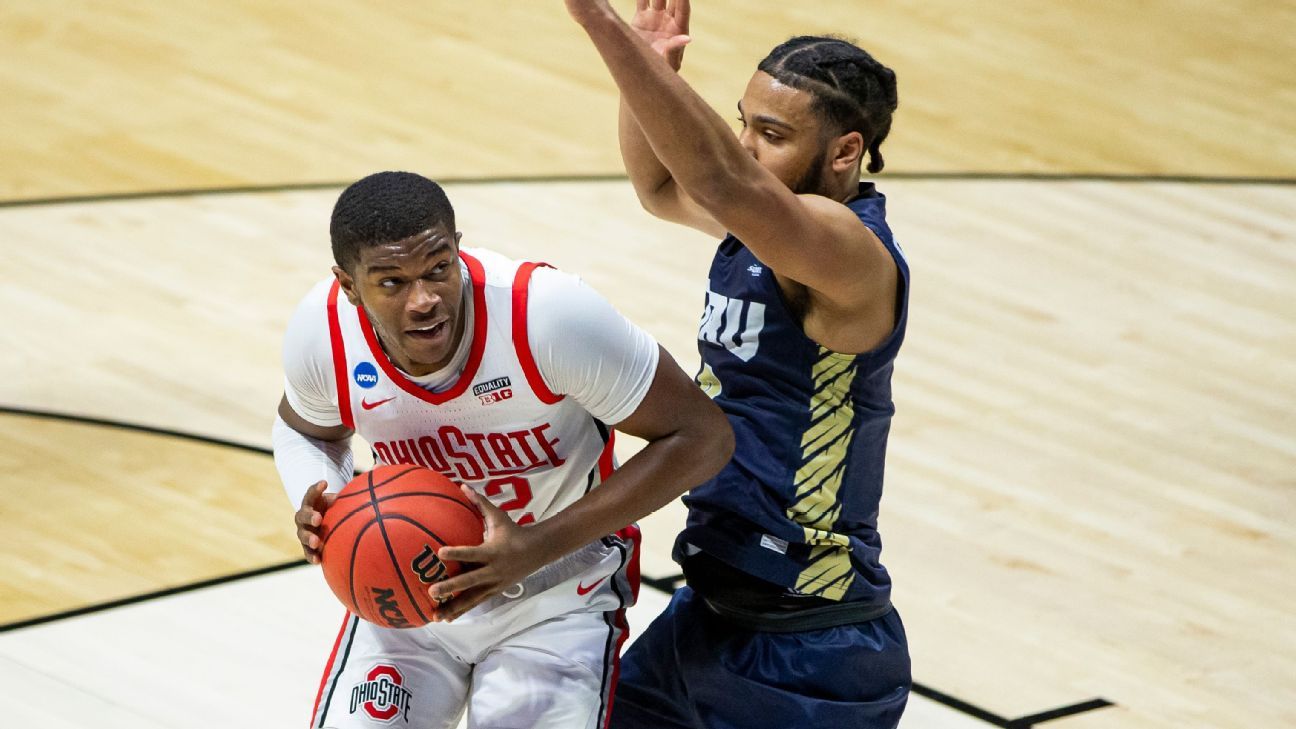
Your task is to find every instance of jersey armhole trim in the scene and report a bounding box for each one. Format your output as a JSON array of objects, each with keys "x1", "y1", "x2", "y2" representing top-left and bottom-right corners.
[
  {"x1": 512, "y1": 262, "x2": 565, "y2": 405},
  {"x1": 598, "y1": 429, "x2": 616, "y2": 481},
  {"x1": 326, "y1": 280, "x2": 354, "y2": 430}
]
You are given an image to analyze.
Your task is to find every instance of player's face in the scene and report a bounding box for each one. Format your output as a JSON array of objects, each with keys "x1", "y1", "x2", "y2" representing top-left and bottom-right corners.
[
  {"x1": 737, "y1": 71, "x2": 835, "y2": 196},
  {"x1": 335, "y1": 225, "x2": 466, "y2": 377}
]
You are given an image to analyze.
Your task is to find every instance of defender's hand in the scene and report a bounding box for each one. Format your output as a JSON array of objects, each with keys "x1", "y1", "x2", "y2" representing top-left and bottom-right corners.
[
  {"x1": 428, "y1": 486, "x2": 552, "y2": 622},
  {"x1": 631, "y1": 0, "x2": 692, "y2": 70},
  {"x1": 295, "y1": 480, "x2": 337, "y2": 565}
]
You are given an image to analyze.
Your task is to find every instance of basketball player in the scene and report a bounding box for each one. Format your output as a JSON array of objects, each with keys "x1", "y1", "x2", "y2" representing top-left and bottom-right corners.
[
  {"x1": 566, "y1": 1, "x2": 911, "y2": 726},
  {"x1": 272, "y1": 170, "x2": 734, "y2": 729}
]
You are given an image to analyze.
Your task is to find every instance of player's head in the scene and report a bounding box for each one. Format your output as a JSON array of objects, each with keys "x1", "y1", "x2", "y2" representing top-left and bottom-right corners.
[
  {"x1": 330, "y1": 171, "x2": 466, "y2": 377},
  {"x1": 742, "y1": 36, "x2": 898, "y2": 197}
]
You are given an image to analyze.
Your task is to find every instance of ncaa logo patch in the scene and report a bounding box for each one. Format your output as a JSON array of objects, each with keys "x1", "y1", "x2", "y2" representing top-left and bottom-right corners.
[
  {"x1": 350, "y1": 664, "x2": 413, "y2": 723},
  {"x1": 353, "y1": 362, "x2": 380, "y2": 389}
]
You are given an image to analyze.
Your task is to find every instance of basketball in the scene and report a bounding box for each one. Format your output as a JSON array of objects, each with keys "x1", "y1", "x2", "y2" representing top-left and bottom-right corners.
[{"x1": 318, "y1": 465, "x2": 485, "y2": 629}]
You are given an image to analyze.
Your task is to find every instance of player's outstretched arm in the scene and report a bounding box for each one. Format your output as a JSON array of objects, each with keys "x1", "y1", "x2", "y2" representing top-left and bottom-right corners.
[
  {"x1": 571, "y1": 0, "x2": 892, "y2": 311},
  {"x1": 616, "y1": 0, "x2": 725, "y2": 236},
  {"x1": 431, "y1": 347, "x2": 733, "y2": 621}
]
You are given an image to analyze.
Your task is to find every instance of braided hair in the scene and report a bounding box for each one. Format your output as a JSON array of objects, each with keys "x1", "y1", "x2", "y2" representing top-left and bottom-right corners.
[
  {"x1": 757, "y1": 36, "x2": 898, "y2": 174},
  {"x1": 330, "y1": 171, "x2": 456, "y2": 271}
]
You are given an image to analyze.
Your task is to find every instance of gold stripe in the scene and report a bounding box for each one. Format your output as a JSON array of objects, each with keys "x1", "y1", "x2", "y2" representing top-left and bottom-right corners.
[
  {"x1": 696, "y1": 362, "x2": 722, "y2": 399},
  {"x1": 788, "y1": 349, "x2": 859, "y2": 601},
  {"x1": 795, "y1": 545, "x2": 857, "y2": 600}
]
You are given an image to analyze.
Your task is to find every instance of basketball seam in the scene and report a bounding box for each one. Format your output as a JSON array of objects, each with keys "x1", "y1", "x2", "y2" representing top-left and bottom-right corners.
[
  {"x1": 347, "y1": 520, "x2": 378, "y2": 623},
  {"x1": 322, "y1": 491, "x2": 475, "y2": 547},
  {"x1": 368, "y1": 465, "x2": 423, "y2": 490},
  {"x1": 366, "y1": 470, "x2": 433, "y2": 626}
]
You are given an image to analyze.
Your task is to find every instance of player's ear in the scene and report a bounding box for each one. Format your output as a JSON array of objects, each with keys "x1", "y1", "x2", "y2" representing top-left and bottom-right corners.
[
  {"x1": 453, "y1": 231, "x2": 463, "y2": 249},
  {"x1": 830, "y1": 130, "x2": 865, "y2": 173},
  {"x1": 332, "y1": 265, "x2": 362, "y2": 306}
]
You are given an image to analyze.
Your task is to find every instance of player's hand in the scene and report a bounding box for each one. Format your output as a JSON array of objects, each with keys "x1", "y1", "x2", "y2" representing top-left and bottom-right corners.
[
  {"x1": 428, "y1": 486, "x2": 553, "y2": 622},
  {"x1": 630, "y1": 0, "x2": 692, "y2": 70},
  {"x1": 294, "y1": 480, "x2": 337, "y2": 565}
]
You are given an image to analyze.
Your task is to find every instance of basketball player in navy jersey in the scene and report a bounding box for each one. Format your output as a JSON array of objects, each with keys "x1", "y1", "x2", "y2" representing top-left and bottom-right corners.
[{"x1": 566, "y1": 1, "x2": 911, "y2": 726}]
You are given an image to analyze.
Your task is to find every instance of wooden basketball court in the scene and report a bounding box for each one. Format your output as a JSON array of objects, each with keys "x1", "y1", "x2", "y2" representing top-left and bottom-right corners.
[{"x1": 1, "y1": 2, "x2": 1293, "y2": 727}]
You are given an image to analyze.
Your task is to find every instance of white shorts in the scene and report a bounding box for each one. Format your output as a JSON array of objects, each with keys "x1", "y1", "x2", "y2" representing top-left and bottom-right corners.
[{"x1": 310, "y1": 529, "x2": 640, "y2": 729}]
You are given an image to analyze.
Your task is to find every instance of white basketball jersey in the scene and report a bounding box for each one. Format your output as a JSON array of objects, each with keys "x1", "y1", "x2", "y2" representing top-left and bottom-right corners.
[{"x1": 324, "y1": 249, "x2": 615, "y2": 525}]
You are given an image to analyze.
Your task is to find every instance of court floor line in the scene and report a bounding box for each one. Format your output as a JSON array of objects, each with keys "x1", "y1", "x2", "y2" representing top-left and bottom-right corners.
[
  {"x1": 1008, "y1": 698, "x2": 1116, "y2": 727},
  {"x1": 0, "y1": 409, "x2": 1118, "y2": 725},
  {"x1": 1, "y1": 171, "x2": 1292, "y2": 209},
  {"x1": 0, "y1": 560, "x2": 305, "y2": 634}
]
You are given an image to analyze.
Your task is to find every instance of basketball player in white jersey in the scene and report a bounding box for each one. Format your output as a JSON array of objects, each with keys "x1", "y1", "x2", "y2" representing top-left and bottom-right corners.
[{"x1": 272, "y1": 171, "x2": 733, "y2": 729}]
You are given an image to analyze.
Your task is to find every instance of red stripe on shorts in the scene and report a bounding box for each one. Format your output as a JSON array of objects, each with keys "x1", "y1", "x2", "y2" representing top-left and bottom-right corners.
[{"x1": 310, "y1": 612, "x2": 352, "y2": 725}]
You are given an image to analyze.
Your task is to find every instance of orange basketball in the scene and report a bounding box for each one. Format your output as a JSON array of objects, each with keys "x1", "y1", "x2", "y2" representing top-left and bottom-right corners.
[{"x1": 319, "y1": 465, "x2": 485, "y2": 628}]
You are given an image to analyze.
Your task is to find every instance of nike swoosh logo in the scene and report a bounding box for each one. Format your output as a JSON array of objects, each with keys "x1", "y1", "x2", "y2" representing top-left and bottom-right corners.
[
  {"x1": 361, "y1": 397, "x2": 396, "y2": 411},
  {"x1": 576, "y1": 576, "x2": 608, "y2": 596}
]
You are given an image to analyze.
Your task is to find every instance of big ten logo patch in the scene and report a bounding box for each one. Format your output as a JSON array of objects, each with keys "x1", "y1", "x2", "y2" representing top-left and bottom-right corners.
[
  {"x1": 698, "y1": 290, "x2": 765, "y2": 362},
  {"x1": 473, "y1": 376, "x2": 513, "y2": 406},
  {"x1": 354, "y1": 362, "x2": 380, "y2": 389},
  {"x1": 411, "y1": 545, "x2": 446, "y2": 584},
  {"x1": 370, "y1": 587, "x2": 411, "y2": 629},
  {"x1": 351, "y1": 664, "x2": 413, "y2": 723}
]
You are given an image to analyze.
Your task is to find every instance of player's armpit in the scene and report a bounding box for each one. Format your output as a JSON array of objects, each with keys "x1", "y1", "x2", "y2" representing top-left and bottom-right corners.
[{"x1": 614, "y1": 346, "x2": 731, "y2": 453}]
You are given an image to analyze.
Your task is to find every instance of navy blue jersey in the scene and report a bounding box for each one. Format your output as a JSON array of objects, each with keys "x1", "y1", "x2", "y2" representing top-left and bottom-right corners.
[{"x1": 676, "y1": 182, "x2": 909, "y2": 604}]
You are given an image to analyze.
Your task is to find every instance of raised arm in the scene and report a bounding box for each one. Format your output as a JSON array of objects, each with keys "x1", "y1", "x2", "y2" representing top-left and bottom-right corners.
[
  {"x1": 616, "y1": 0, "x2": 725, "y2": 236},
  {"x1": 571, "y1": 0, "x2": 894, "y2": 312}
]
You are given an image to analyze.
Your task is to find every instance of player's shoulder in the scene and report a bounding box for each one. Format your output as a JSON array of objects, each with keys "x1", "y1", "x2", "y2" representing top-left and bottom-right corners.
[
  {"x1": 461, "y1": 245, "x2": 585, "y2": 294},
  {"x1": 283, "y1": 277, "x2": 339, "y2": 361},
  {"x1": 293, "y1": 277, "x2": 340, "y2": 313},
  {"x1": 460, "y1": 246, "x2": 525, "y2": 289}
]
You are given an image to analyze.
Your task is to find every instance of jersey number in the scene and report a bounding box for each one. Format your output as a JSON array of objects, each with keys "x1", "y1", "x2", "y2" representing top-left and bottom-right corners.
[{"x1": 484, "y1": 476, "x2": 536, "y2": 525}]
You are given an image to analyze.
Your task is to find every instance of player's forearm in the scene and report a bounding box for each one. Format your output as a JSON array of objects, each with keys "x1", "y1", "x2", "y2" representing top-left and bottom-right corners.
[
  {"x1": 618, "y1": 96, "x2": 675, "y2": 212},
  {"x1": 271, "y1": 415, "x2": 354, "y2": 506},
  {"x1": 579, "y1": 9, "x2": 756, "y2": 209},
  {"x1": 530, "y1": 419, "x2": 733, "y2": 561}
]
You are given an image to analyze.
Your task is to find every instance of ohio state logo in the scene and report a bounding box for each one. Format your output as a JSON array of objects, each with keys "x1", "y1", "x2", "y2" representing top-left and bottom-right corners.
[{"x1": 350, "y1": 664, "x2": 413, "y2": 723}]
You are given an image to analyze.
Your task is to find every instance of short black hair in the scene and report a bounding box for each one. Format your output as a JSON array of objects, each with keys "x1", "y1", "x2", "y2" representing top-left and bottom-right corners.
[
  {"x1": 758, "y1": 36, "x2": 899, "y2": 174},
  {"x1": 330, "y1": 171, "x2": 456, "y2": 271}
]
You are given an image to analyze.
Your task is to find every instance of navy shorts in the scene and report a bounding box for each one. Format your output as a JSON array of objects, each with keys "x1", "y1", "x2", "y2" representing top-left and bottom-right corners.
[{"x1": 610, "y1": 586, "x2": 910, "y2": 729}]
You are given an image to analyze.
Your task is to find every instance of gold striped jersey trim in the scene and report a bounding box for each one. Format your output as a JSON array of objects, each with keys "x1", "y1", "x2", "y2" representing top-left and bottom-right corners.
[{"x1": 788, "y1": 348, "x2": 859, "y2": 600}]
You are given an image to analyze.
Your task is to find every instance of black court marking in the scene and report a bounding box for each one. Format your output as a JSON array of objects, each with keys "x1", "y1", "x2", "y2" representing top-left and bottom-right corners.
[
  {"x1": 1008, "y1": 698, "x2": 1116, "y2": 727},
  {"x1": 0, "y1": 170, "x2": 1292, "y2": 209},
  {"x1": 0, "y1": 174, "x2": 628, "y2": 209},
  {"x1": 641, "y1": 573, "x2": 685, "y2": 593},
  {"x1": 0, "y1": 404, "x2": 274, "y2": 457},
  {"x1": 909, "y1": 687, "x2": 1115, "y2": 727},
  {"x1": 0, "y1": 559, "x2": 304, "y2": 634},
  {"x1": 0, "y1": 406, "x2": 1118, "y2": 725}
]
